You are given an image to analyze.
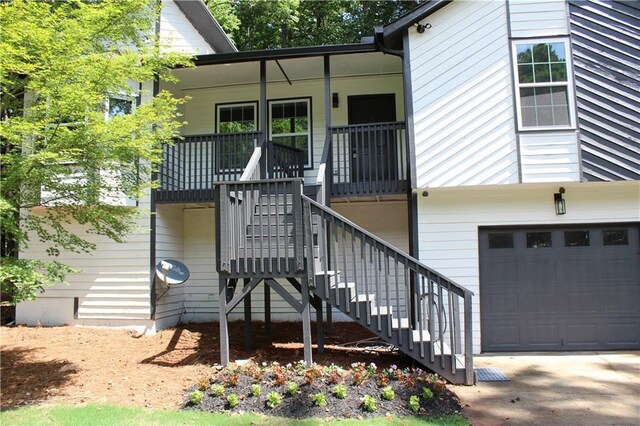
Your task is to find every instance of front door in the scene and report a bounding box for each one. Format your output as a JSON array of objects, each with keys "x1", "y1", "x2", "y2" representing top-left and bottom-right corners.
[{"x1": 347, "y1": 94, "x2": 397, "y2": 187}]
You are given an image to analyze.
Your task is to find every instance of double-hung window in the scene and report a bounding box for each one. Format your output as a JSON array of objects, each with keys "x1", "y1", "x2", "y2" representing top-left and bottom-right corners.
[
  {"x1": 215, "y1": 102, "x2": 258, "y2": 171},
  {"x1": 269, "y1": 98, "x2": 312, "y2": 167},
  {"x1": 513, "y1": 39, "x2": 575, "y2": 130}
]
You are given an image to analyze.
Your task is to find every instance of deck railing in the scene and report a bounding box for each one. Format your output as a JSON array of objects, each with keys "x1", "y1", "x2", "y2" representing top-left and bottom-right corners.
[
  {"x1": 328, "y1": 122, "x2": 408, "y2": 197},
  {"x1": 156, "y1": 133, "x2": 305, "y2": 203}
]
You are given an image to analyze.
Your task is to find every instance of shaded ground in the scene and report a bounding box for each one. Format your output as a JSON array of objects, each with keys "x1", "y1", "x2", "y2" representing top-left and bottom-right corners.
[
  {"x1": 453, "y1": 353, "x2": 640, "y2": 426},
  {"x1": 1, "y1": 321, "x2": 424, "y2": 411}
]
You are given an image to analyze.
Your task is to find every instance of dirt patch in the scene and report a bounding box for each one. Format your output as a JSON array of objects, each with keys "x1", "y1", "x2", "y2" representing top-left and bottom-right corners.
[{"x1": 1, "y1": 321, "x2": 426, "y2": 411}]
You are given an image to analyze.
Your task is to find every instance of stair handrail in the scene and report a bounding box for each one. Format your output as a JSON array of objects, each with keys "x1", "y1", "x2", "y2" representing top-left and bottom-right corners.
[
  {"x1": 303, "y1": 195, "x2": 473, "y2": 298},
  {"x1": 302, "y1": 193, "x2": 474, "y2": 385}
]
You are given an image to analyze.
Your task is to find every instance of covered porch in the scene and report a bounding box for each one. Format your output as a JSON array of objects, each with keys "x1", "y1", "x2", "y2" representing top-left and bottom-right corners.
[{"x1": 157, "y1": 47, "x2": 409, "y2": 204}]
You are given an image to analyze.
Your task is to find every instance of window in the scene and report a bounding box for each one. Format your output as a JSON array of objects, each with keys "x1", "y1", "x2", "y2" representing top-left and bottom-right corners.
[
  {"x1": 564, "y1": 230, "x2": 590, "y2": 247},
  {"x1": 526, "y1": 231, "x2": 552, "y2": 248},
  {"x1": 269, "y1": 99, "x2": 312, "y2": 167},
  {"x1": 513, "y1": 39, "x2": 574, "y2": 130},
  {"x1": 107, "y1": 97, "x2": 133, "y2": 118},
  {"x1": 216, "y1": 102, "x2": 257, "y2": 133},
  {"x1": 603, "y1": 229, "x2": 629, "y2": 246},
  {"x1": 488, "y1": 232, "x2": 514, "y2": 249}
]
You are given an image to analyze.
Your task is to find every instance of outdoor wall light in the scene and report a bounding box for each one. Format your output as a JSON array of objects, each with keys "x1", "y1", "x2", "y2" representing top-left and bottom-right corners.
[
  {"x1": 416, "y1": 22, "x2": 431, "y2": 34},
  {"x1": 332, "y1": 92, "x2": 339, "y2": 108},
  {"x1": 554, "y1": 187, "x2": 566, "y2": 215}
]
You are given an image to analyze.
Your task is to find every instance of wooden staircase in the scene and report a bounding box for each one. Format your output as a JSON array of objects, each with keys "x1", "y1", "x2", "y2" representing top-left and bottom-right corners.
[{"x1": 215, "y1": 177, "x2": 475, "y2": 385}]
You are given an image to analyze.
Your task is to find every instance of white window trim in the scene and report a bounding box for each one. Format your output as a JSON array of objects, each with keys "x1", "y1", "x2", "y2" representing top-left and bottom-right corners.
[
  {"x1": 215, "y1": 102, "x2": 258, "y2": 134},
  {"x1": 511, "y1": 38, "x2": 576, "y2": 131},
  {"x1": 268, "y1": 98, "x2": 312, "y2": 167}
]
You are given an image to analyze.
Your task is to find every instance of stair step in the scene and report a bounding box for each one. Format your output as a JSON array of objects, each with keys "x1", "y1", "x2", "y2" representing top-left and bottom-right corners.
[
  {"x1": 352, "y1": 293, "x2": 375, "y2": 303},
  {"x1": 370, "y1": 305, "x2": 391, "y2": 316},
  {"x1": 412, "y1": 329, "x2": 431, "y2": 343},
  {"x1": 391, "y1": 317, "x2": 411, "y2": 329}
]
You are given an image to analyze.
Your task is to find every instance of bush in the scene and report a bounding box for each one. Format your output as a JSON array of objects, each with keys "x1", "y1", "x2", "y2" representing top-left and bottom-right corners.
[
  {"x1": 189, "y1": 390, "x2": 204, "y2": 405},
  {"x1": 250, "y1": 384, "x2": 262, "y2": 397},
  {"x1": 266, "y1": 391, "x2": 283, "y2": 409},
  {"x1": 408, "y1": 395, "x2": 420, "y2": 413},
  {"x1": 311, "y1": 393, "x2": 327, "y2": 407},
  {"x1": 226, "y1": 393, "x2": 240, "y2": 408},
  {"x1": 361, "y1": 395, "x2": 377, "y2": 412},
  {"x1": 422, "y1": 386, "x2": 434, "y2": 399},
  {"x1": 286, "y1": 381, "x2": 299, "y2": 396},
  {"x1": 210, "y1": 384, "x2": 225, "y2": 397},
  {"x1": 381, "y1": 385, "x2": 395, "y2": 401},
  {"x1": 333, "y1": 384, "x2": 348, "y2": 399}
]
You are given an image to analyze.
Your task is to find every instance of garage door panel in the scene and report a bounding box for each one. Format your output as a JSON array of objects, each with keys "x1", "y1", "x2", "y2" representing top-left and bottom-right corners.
[
  {"x1": 480, "y1": 224, "x2": 640, "y2": 352},
  {"x1": 605, "y1": 321, "x2": 640, "y2": 345}
]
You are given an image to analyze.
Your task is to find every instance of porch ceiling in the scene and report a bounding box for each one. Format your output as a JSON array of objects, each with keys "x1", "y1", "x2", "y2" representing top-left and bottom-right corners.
[{"x1": 169, "y1": 52, "x2": 402, "y2": 90}]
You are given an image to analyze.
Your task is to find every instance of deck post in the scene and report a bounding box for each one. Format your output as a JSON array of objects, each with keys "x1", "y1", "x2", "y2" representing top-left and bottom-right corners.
[
  {"x1": 243, "y1": 278, "x2": 252, "y2": 352},
  {"x1": 301, "y1": 274, "x2": 313, "y2": 366},
  {"x1": 326, "y1": 302, "x2": 333, "y2": 334},
  {"x1": 219, "y1": 277, "x2": 229, "y2": 366},
  {"x1": 264, "y1": 282, "x2": 271, "y2": 335},
  {"x1": 315, "y1": 301, "x2": 324, "y2": 354}
]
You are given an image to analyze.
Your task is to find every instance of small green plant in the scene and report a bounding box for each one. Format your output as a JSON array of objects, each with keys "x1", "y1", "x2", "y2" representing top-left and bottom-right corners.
[
  {"x1": 210, "y1": 383, "x2": 225, "y2": 397},
  {"x1": 422, "y1": 386, "x2": 434, "y2": 399},
  {"x1": 381, "y1": 385, "x2": 395, "y2": 401},
  {"x1": 311, "y1": 392, "x2": 327, "y2": 407},
  {"x1": 286, "y1": 381, "x2": 299, "y2": 396},
  {"x1": 189, "y1": 390, "x2": 204, "y2": 405},
  {"x1": 250, "y1": 384, "x2": 262, "y2": 397},
  {"x1": 226, "y1": 393, "x2": 240, "y2": 408},
  {"x1": 266, "y1": 391, "x2": 283, "y2": 409},
  {"x1": 408, "y1": 395, "x2": 420, "y2": 413},
  {"x1": 333, "y1": 384, "x2": 348, "y2": 399},
  {"x1": 361, "y1": 395, "x2": 377, "y2": 412}
]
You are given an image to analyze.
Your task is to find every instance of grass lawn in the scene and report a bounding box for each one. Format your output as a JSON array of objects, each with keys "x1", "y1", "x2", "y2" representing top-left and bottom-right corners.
[{"x1": 0, "y1": 404, "x2": 469, "y2": 425}]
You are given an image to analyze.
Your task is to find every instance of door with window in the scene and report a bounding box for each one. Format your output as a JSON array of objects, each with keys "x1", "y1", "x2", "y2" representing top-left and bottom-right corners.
[{"x1": 347, "y1": 94, "x2": 397, "y2": 188}]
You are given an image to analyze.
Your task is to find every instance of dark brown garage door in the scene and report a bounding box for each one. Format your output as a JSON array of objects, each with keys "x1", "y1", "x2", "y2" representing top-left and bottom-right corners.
[{"x1": 480, "y1": 224, "x2": 640, "y2": 352}]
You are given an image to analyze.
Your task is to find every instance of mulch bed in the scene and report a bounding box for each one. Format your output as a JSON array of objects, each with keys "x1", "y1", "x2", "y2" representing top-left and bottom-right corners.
[{"x1": 183, "y1": 361, "x2": 461, "y2": 420}]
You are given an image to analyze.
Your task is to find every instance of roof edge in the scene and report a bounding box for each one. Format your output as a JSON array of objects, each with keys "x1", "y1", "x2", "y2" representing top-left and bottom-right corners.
[
  {"x1": 191, "y1": 43, "x2": 379, "y2": 67},
  {"x1": 174, "y1": 0, "x2": 237, "y2": 54}
]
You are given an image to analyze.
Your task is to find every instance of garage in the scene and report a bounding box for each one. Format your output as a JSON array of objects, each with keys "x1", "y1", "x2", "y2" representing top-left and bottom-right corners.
[{"x1": 479, "y1": 224, "x2": 640, "y2": 352}]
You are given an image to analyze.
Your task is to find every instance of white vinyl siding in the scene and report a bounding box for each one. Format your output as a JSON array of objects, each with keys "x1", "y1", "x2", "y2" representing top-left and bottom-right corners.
[
  {"x1": 160, "y1": 0, "x2": 215, "y2": 55},
  {"x1": 519, "y1": 132, "x2": 581, "y2": 182},
  {"x1": 154, "y1": 204, "x2": 186, "y2": 328},
  {"x1": 417, "y1": 181, "x2": 640, "y2": 353},
  {"x1": 508, "y1": 0, "x2": 570, "y2": 38},
  {"x1": 17, "y1": 196, "x2": 152, "y2": 324},
  {"x1": 409, "y1": 0, "x2": 518, "y2": 188}
]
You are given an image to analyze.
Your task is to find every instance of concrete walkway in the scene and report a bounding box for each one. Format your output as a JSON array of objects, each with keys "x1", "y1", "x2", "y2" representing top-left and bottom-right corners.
[{"x1": 452, "y1": 352, "x2": 640, "y2": 426}]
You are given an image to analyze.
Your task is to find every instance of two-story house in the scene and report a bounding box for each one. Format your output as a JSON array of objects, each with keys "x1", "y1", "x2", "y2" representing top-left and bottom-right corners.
[{"x1": 17, "y1": 0, "x2": 639, "y2": 385}]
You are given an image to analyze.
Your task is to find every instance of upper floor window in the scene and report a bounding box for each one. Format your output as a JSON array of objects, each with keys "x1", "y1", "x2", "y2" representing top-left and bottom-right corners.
[
  {"x1": 269, "y1": 98, "x2": 312, "y2": 167},
  {"x1": 106, "y1": 97, "x2": 133, "y2": 118},
  {"x1": 513, "y1": 39, "x2": 575, "y2": 130},
  {"x1": 216, "y1": 102, "x2": 257, "y2": 133}
]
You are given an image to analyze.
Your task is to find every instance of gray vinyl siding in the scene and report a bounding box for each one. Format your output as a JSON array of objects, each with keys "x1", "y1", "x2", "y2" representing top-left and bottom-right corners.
[{"x1": 568, "y1": 0, "x2": 640, "y2": 181}]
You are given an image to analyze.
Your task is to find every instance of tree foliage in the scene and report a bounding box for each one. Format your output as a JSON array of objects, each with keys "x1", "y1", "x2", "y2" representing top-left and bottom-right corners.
[
  {"x1": 206, "y1": 0, "x2": 422, "y2": 51},
  {"x1": 0, "y1": 0, "x2": 192, "y2": 304}
]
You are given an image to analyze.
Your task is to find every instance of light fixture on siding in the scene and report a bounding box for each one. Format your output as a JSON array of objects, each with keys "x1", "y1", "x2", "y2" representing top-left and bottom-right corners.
[
  {"x1": 554, "y1": 187, "x2": 566, "y2": 215},
  {"x1": 415, "y1": 22, "x2": 431, "y2": 34},
  {"x1": 332, "y1": 92, "x2": 339, "y2": 108}
]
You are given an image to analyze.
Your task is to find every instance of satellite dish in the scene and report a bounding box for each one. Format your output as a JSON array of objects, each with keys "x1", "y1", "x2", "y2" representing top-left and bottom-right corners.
[{"x1": 155, "y1": 259, "x2": 190, "y2": 285}]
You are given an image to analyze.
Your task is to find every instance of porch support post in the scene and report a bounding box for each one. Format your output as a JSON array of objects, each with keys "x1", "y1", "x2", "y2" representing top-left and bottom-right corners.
[
  {"x1": 219, "y1": 277, "x2": 229, "y2": 366},
  {"x1": 243, "y1": 278, "x2": 252, "y2": 352},
  {"x1": 301, "y1": 274, "x2": 313, "y2": 366},
  {"x1": 260, "y1": 60, "x2": 267, "y2": 143},
  {"x1": 323, "y1": 55, "x2": 334, "y2": 335},
  {"x1": 264, "y1": 282, "x2": 271, "y2": 335}
]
